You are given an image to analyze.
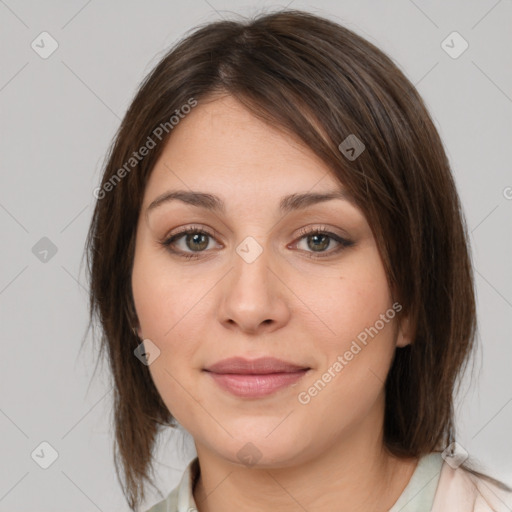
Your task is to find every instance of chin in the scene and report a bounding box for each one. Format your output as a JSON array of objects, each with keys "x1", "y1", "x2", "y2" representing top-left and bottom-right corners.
[{"x1": 201, "y1": 430, "x2": 312, "y2": 469}]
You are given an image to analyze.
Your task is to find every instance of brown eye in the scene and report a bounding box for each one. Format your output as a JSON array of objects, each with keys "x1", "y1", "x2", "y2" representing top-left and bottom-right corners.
[
  {"x1": 293, "y1": 227, "x2": 355, "y2": 259},
  {"x1": 305, "y1": 233, "x2": 331, "y2": 252},
  {"x1": 160, "y1": 227, "x2": 219, "y2": 259},
  {"x1": 183, "y1": 232, "x2": 210, "y2": 251}
]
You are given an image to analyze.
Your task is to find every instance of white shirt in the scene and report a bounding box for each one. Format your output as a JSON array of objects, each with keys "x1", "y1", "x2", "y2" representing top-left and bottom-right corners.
[{"x1": 145, "y1": 452, "x2": 512, "y2": 511}]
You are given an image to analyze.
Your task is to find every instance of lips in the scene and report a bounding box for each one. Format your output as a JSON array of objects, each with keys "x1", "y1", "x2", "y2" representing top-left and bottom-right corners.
[
  {"x1": 203, "y1": 357, "x2": 311, "y2": 398},
  {"x1": 204, "y1": 356, "x2": 309, "y2": 374}
]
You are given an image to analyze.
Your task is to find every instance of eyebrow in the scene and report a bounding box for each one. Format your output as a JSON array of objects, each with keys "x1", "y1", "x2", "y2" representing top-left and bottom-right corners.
[{"x1": 146, "y1": 189, "x2": 355, "y2": 215}]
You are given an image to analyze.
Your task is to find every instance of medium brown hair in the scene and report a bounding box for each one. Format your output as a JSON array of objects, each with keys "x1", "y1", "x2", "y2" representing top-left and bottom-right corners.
[{"x1": 84, "y1": 9, "x2": 491, "y2": 510}]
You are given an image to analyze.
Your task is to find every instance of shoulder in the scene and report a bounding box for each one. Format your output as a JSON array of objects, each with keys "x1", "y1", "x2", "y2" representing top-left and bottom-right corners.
[{"x1": 432, "y1": 460, "x2": 512, "y2": 512}]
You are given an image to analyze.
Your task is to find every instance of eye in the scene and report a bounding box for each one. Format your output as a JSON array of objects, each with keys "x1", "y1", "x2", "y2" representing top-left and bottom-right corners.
[
  {"x1": 292, "y1": 226, "x2": 354, "y2": 259},
  {"x1": 159, "y1": 225, "x2": 219, "y2": 260},
  {"x1": 159, "y1": 224, "x2": 354, "y2": 260}
]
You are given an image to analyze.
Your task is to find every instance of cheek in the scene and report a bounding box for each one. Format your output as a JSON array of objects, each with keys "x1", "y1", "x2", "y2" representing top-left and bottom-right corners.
[
  {"x1": 301, "y1": 246, "x2": 398, "y2": 408},
  {"x1": 306, "y1": 247, "x2": 393, "y2": 345},
  {"x1": 131, "y1": 250, "x2": 206, "y2": 424},
  {"x1": 131, "y1": 253, "x2": 192, "y2": 398},
  {"x1": 295, "y1": 271, "x2": 398, "y2": 440},
  {"x1": 131, "y1": 236, "x2": 207, "y2": 341}
]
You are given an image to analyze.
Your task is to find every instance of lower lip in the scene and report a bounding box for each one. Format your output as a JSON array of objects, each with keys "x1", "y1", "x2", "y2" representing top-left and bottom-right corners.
[{"x1": 205, "y1": 370, "x2": 309, "y2": 398}]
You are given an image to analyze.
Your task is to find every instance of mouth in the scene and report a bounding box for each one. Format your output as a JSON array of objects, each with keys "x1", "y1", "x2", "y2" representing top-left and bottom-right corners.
[{"x1": 203, "y1": 357, "x2": 311, "y2": 398}]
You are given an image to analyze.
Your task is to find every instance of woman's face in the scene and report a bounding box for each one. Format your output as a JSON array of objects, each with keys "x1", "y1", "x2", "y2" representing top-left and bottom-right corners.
[{"x1": 131, "y1": 94, "x2": 410, "y2": 467}]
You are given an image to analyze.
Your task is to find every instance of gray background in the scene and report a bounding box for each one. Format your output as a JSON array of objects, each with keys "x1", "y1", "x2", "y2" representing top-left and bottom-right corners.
[{"x1": 1, "y1": 0, "x2": 511, "y2": 510}]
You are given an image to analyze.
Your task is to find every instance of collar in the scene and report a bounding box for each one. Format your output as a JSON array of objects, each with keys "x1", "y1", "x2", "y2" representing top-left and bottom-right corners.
[
  {"x1": 170, "y1": 452, "x2": 444, "y2": 512},
  {"x1": 175, "y1": 456, "x2": 200, "y2": 511}
]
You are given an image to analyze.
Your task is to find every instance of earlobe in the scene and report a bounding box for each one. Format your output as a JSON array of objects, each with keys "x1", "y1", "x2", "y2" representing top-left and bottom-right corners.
[
  {"x1": 396, "y1": 315, "x2": 413, "y2": 348},
  {"x1": 396, "y1": 332, "x2": 411, "y2": 348}
]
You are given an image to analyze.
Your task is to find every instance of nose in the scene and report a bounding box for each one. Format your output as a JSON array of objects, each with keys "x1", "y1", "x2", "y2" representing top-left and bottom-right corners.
[{"x1": 217, "y1": 239, "x2": 291, "y2": 335}]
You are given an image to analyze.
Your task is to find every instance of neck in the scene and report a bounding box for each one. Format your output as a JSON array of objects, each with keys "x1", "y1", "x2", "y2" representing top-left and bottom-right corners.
[{"x1": 192, "y1": 396, "x2": 418, "y2": 512}]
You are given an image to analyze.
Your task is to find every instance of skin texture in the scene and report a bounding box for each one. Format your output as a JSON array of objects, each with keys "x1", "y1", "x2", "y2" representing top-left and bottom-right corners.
[{"x1": 131, "y1": 94, "x2": 416, "y2": 512}]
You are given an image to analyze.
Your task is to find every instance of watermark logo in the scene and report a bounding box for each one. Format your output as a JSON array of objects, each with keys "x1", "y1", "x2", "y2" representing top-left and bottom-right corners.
[
  {"x1": 338, "y1": 134, "x2": 365, "y2": 161},
  {"x1": 236, "y1": 236, "x2": 264, "y2": 264},
  {"x1": 237, "y1": 442, "x2": 263, "y2": 467},
  {"x1": 297, "y1": 302, "x2": 402, "y2": 405},
  {"x1": 32, "y1": 236, "x2": 58, "y2": 263},
  {"x1": 93, "y1": 98, "x2": 198, "y2": 200},
  {"x1": 442, "y1": 441, "x2": 469, "y2": 469},
  {"x1": 31, "y1": 441, "x2": 59, "y2": 469},
  {"x1": 31, "y1": 31, "x2": 59, "y2": 59},
  {"x1": 134, "y1": 338, "x2": 161, "y2": 366},
  {"x1": 441, "y1": 31, "x2": 469, "y2": 59}
]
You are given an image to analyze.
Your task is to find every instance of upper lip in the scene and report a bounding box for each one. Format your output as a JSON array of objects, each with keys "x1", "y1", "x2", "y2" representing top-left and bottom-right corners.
[{"x1": 204, "y1": 357, "x2": 310, "y2": 374}]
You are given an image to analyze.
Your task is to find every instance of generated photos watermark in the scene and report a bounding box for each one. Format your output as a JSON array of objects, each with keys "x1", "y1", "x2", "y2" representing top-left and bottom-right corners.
[
  {"x1": 93, "y1": 97, "x2": 198, "y2": 200},
  {"x1": 297, "y1": 301, "x2": 402, "y2": 405}
]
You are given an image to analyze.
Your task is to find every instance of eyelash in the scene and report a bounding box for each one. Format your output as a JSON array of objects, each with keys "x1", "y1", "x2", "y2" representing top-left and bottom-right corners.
[{"x1": 159, "y1": 224, "x2": 354, "y2": 261}]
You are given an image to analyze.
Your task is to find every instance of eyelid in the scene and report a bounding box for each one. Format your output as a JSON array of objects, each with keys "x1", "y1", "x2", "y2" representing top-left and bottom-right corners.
[
  {"x1": 289, "y1": 225, "x2": 354, "y2": 256},
  {"x1": 293, "y1": 224, "x2": 349, "y2": 242},
  {"x1": 164, "y1": 224, "x2": 223, "y2": 245}
]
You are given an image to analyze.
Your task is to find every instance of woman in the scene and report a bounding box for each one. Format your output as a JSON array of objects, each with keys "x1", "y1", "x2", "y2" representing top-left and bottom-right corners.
[{"x1": 84, "y1": 9, "x2": 512, "y2": 512}]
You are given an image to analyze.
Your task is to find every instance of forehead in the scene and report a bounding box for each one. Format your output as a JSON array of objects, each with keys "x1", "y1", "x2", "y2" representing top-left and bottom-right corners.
[{"x1": 144, "y1": 95, "x2": 343, "y2": 200}]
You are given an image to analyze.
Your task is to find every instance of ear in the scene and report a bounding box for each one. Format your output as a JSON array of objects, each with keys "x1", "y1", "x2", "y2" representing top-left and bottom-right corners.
[
  {"x1": 396, "y1": 313, "x2": 413, "y2": 348},
  {"x1": 132, "y1": 324, "x2": 143, "y2": 339},
  {"x1": 127, "y1": 302, "x2": 142, "y2": 339}
]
